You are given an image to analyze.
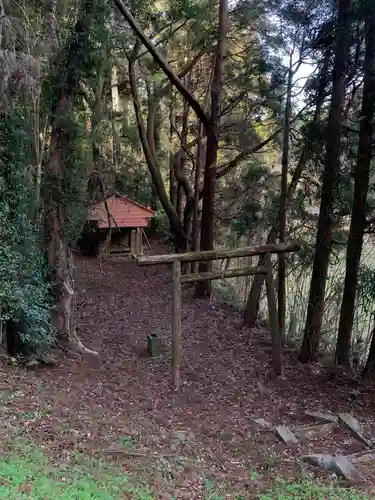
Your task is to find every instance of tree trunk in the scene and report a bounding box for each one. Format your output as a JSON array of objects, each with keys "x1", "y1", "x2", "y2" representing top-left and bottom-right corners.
[
  {"x1": 278, "y1": 56, "x2": 293, "y2": 337},
  {"x1": 179, "y1": 94, "x2": 190, "y2": 232},
  {"x1": 111, "y1": 65, "x2": 121, "y2": 166},
  {"x1": 191, "y1": 127, "x2": 203, "y2": 272},
  {"x1": 336, "y1": 9, "x2": 375, "y2": 366},
  {"x1": 46, "y1": 102, "x2": 97, "y2": 355},
  {"x1": 128, "y1": 46, "x2": 186, "y2": 251},
  {"x1": 191, "y1": 64, "x2": 214, "y2": 274},
  {"x1": 150, "y1": 104, "x2": 162, "y2": 233},
  {"x1": 192, "y1": 129, "x2": 204, "y2": 267},
  {"x1": 244, "y1": 231, "x2": 276, "y2": 328},
  {"x1": 44, "y1": 0, "x2": 98, "y2": 355},
  {"x1": 92, "y1": 78, "x2": 105, "y2": 171},
  {"x1": 362, "y1": 317, "x2": 375, "y2": 379},
  {"x1": 195, "y1": 0, "x2": 228, "y2": 297},
  {"x1": 243, "y1": 48, "x2": 331, "y2": 329},
  {"x1": 169, "y1": 102, "x2": 178, "y2": 229},
  {"x1": 299, "y1": 0, "x2": 352, "y2": 363}
]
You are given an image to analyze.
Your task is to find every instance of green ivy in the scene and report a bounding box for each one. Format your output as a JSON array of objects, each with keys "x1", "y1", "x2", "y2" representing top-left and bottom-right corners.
[
  {"x1": 60, "y1": 115, "x2": 92, "y2": 245},
  {"x1": 0, "y1": 111, "x2": 52, "y2": 348}
]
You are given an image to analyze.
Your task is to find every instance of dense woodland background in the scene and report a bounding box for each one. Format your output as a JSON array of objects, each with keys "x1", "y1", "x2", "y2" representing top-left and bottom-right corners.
[{"x1": 2, "y1": 0, "x2": 375, "y2": 376}]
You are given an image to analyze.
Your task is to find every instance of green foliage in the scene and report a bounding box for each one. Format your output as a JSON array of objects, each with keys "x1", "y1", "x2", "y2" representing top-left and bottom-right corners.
[
  {"x1": 152, "y1": 208, "x2": 170, "y2": 236},
  {"x1": 114, "y1": 168, "x2": 152, "y2": 208},
  {"x1": 223, "y1": 161, "x2": 274, "y2": 238},
  {"x1": 0, "y1": 111, "x2": 52, "y2": 348}
]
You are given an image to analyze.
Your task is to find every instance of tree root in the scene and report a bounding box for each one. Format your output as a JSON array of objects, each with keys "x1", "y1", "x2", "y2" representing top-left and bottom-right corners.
[{"x1": 58, "y1": 338, "x2": 98, "y2": 356}]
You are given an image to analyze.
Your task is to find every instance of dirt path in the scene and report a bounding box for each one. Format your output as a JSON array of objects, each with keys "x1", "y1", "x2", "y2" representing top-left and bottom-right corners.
[{"x1": 2, "y1": 246, "x2": 375, "y2": 498}]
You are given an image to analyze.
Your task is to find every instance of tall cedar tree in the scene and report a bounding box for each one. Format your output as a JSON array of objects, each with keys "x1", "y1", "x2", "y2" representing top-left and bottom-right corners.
[
  {"x1": 278, "y1": 55, "x2": 293, "y2": 335},
  {"x1": 336, "y1": 6, "x2": 375, "y2": 366},
  {"x1": 299, "y1": 0, "x2": 352, "y2": 363},
  {"x1": 195, "y1": 0, "x2": 228, "y2": 296}
]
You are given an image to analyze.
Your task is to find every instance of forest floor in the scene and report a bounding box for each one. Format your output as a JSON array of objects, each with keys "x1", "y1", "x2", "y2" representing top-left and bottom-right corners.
[{"x1": 1, "y1": 243, "x2": 375, "y2": 498}]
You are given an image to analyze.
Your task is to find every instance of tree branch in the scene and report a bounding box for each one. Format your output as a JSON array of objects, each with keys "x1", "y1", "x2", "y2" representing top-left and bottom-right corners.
[
  {"x1": 113, "y1": 0, "x2": 209, "y2": 129},
  {"x1": 145, "y1": 52, "x2": 203, "y2": 164},
  {"x1": 128, "y1": 43, "x2": 185, "y2": 245},
  {"x1": 158, "y1": 51, "x2": 204, "y2": 100},
  {"x1": 216, "y1": 104, "x2": 311, "y2": 179},
  {"x1": 216, "y1": 128, "x2": 282, "y2": 179},
  {"x1": 136, "y1": 19, "x2": 188, "y2": 60}
]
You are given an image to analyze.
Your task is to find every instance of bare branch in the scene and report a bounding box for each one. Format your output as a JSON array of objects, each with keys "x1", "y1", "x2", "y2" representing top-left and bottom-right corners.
[
  {"x1": 113, "y1": 0, "x2": 209, "y2": 129},
  {"x1": 128, "y1": 42, "x2": 185, "y2": 245},
  {"x1": 216, "y1": 103, "x2": 310, "y2": 179},
  {"x1": 216, "y1": 128, "x2": 282, "y2": 179},
  {"x1": 137, "y1": 19, "x2": 188, "y2": 60}
]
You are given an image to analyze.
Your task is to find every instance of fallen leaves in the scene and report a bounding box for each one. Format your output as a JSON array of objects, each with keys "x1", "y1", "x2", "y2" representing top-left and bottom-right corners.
[{"x1": 0, "y1": 245, "x2": 374, "y2": 497}]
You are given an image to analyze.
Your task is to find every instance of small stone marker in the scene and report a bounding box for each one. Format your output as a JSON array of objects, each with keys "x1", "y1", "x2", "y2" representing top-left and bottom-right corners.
[
  {"x1": 301, "y1": 453, "x2": 336, "y2": 471},
  {"x1": 301, "y1": 454, "x2": 361, "y2": 483},
  {"x1": 25, "y1": 359, "x2": 40, "y2": 369},
  {"x1": 147, "y1": 332, "x2": 161, "y2": 357},
  {"x1": 275, "y1": 425, "x2": 298, "y2": 445},
  {"x1": 254, "y1": 418, "x2": 273, "y2": 429},
  {"x1": 304, "y1": 410, "x2": 338, "y2": 424},
  {"x1": 338, "y1": 413, "x2": 373, "y2": 448},
  {"x1": 332, "y1": 456, "x2": 362, "y2": 483}
]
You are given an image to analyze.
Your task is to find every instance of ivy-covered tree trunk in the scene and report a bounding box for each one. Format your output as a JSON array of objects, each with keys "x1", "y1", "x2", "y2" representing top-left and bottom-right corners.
[
  {"x1": 44, "y1": 0, "x2": 98, "y2": 355},
  {"x1": 336, "y1": 8, "x2": 375, "y2": 366},
  {"x1": 195, "y1": 0, "x2": 228, "y2": 297},
  {"x1": 299, "y1": 0, "x2": 352, "y2": 363}
]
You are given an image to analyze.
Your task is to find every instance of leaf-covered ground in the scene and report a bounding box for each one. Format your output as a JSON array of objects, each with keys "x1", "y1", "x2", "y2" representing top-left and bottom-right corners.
[{"x1": 1, "y1": 244, "x2": 375, "y2": 498}]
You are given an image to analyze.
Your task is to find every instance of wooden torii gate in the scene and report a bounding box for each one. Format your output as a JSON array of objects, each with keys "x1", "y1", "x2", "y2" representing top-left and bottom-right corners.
[{"x1": 137, "y1": 240, "x2": 300, "y2": 390}]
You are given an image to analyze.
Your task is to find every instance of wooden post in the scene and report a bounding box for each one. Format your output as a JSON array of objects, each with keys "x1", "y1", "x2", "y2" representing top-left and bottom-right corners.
[
  {"x1": 172, "y1": 259, "x2": 182, "y2": 390},
  {"x1": 136, "y1": 227, "x2": 143, "y2": 256},
  {"x1": 142, "y1": 228, "x2": 151, "y2": 249},
  {"x1": 130, "y1": 229, "x2": 136, "y2": 256},
  {"x1": 264, "y1": 253, "x2": 283, "y2": 376},
  {"x1": 136, "y1": 242, "x2": 299, "y2": 385}
]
